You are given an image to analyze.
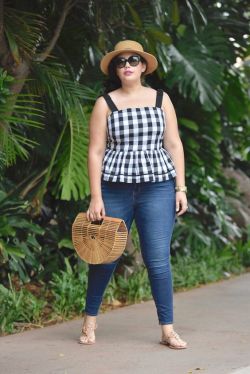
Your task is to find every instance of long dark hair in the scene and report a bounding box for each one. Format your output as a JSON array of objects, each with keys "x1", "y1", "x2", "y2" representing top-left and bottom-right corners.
[{"x1": 103, "y1": 55, "x2": 147, "y2": 94}]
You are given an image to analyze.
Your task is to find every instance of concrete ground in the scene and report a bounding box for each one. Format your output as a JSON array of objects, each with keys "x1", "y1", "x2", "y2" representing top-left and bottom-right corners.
[{"x1": 1, "y1": 273, "x2": 250, "y2": 374}]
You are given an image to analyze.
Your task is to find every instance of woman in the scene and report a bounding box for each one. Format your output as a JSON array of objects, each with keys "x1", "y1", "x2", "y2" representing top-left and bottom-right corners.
[{"x1": 80, "y1": 40, "x2": 188, "y2": 349}]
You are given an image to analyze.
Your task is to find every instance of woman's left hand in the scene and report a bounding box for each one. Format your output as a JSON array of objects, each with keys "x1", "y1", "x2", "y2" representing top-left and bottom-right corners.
[{"x1": 176, "y1": 191, "x2": 188, "y2": 216}]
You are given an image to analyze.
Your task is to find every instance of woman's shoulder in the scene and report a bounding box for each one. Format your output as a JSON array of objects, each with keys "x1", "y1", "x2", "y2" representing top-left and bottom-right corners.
[
  {"x1": 161, "y1": 91, "x2": 176, "y2": 112},
  {"x1": 144, "y1": 87, "x2": 171, "y2": 101},
  {"x1": 145, "y1": 87, "x2": 172, "y2": 105},
  {"x1": 92, "y1": 95, "x2": 110, "y2": 116},
  {"x1": 156, "y1": 88, "x2": 170, "y2": 97},
  {"x1": 162, "y1": 90, "x2": 173, "y2": 103},
  {"x1": 95, "y1": 95, "x2": 108, "y2": 106}
]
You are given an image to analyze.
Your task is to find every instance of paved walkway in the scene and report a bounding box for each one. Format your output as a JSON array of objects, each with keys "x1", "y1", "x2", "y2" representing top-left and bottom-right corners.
[{"x1": 1, "y1": 273, "x2": 250, "y2": 374}]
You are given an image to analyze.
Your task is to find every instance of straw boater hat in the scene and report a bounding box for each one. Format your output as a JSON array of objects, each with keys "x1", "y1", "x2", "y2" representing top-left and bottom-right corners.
[{"x1": 100, "y1": 40, "x2": 158, "y2": 75}]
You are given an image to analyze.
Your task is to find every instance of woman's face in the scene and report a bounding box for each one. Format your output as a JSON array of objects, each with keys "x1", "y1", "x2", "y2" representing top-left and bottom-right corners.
[{"x1": 114, "y1": 52, "x2": 147, "y2": 83}]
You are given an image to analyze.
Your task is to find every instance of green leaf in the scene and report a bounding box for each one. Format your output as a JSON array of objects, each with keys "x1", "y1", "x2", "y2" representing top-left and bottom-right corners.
[
  {"x1": 179, "y1": 118, "x2": 199, "y2": 131},
  {"x1": 32, "y1": 60, "x2": 91, "y2": 201},
  {"x1": 185, "y1": 137, "x2": 200, "y2": 150},
  {"x1": 146, "y1": 27, "x2": 172, "y2": 45},
  {"x1": 223, "y1": 71, "x2": 249, "y2": 122},
  {"x1": 1, "y1": 243, "x2": 26, "y2": 258},
  {"x1": 127, "y1": 4, "x2": 143, "y2": 28},
  {"x1": 184, "y1": 0, "x2": 207, "y2": 33},
  {"x1": 189, "y1": 0, "x2": 207, "y2": 25},
  {"x1": 171, "y1": 0, "x2": 180, "y2": 26},
  {"x1": 166, "y1": 27, "x2": 229, "y2": 110},
  {"x1": 0, "y1": 71, "x2": 44, "y2": 166},
  {"x1": 4, "y1": 7, "x2": 46, "y2": 58},
  {"x1": 176, "y1": 24, "x2": 186, "y2": 37},
  {"x1": 55, "y1": 108, "x2": 89, "y2": 200},
  {"x1": 0, "y1": 219, "x2": 16, "y2": 237},
  {"x1": 8, "y1": 218, "x2": 44, "y2": 234},
  {"x1": 4, "y1": 30, "x2": 20, "y2": 63},
  {"x1": 58, "y1": 238, "x2": 74, "y2": 250}
]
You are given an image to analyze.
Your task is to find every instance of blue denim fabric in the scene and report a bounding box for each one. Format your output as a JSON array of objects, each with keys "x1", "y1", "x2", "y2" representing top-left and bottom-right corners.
[{"x1": 84, "y1": 178, "x2": 176, "y2": 325}]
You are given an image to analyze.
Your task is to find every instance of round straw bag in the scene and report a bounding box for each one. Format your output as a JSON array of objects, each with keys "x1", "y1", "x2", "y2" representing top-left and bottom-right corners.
[{"x1": 72, "y1": 213, "x2": 128, "y2": 264}]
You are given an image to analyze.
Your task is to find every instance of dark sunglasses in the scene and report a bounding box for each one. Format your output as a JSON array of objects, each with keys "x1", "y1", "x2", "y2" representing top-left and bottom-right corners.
[{"x1": 114, "y1": 55, "x2": 142, "y2": 69}]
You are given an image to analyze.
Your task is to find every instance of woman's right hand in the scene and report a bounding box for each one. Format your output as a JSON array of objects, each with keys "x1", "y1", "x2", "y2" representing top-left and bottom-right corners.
[{"x1": 86, "y1": 197, "x2": 106, "y2": 222}]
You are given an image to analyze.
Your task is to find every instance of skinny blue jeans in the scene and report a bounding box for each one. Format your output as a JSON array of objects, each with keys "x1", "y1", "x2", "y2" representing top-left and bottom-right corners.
[{"x1": 84, "y1": 178, "x2": 176, "y2": 325}]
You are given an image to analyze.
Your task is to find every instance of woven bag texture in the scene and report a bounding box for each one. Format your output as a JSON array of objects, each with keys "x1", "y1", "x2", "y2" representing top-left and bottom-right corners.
[{"x1": 72, "y1": 213, "x2": 128, "y2": 264}]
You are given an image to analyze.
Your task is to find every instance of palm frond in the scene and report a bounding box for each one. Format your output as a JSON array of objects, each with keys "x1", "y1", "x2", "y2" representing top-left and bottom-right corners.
[
  {"x1": 31, "y1": 60, "x2": 100, "y2": 108},
  {"x1": 184, "y1": 0, "x2": 207, "y2": 32},
  {"x1": 53, "y1": 106, "x2": 90, "y2": 200},
  {"x1": 189, "y1": 0, "x2": 207, "y2": 25},
  {"x1": 31, "y1": 60, "x2": 92, "y2": 200},
  {"x1": 4, "y1": 7, "x2": 46, "y2": 60},
  {"x1": 127, "y1": 4, "x2": 143, "y2": 28},
  {"x1": 0, "y1": 127, "x2": 38, "y2": 166},
  {"x1": 0, "y1": 71, "x2": 44, "y2": 167}
]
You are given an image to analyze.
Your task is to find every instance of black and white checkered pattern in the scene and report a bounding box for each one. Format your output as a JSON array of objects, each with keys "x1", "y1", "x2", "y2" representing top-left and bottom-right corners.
[{"x1": 102, "y1": 93, "x2": 177, "y2": 183}]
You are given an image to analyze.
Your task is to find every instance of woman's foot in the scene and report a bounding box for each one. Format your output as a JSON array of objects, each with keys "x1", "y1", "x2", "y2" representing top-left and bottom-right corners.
[
  {"x1": 79, "y1": 315, "x2": 97, "y2": 345},
  {"x1": 160, "y1": 330, "x2": 187, "y2": 349}
]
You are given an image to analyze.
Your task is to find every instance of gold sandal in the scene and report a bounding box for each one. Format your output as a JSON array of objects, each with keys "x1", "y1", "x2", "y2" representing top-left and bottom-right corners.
[
  {"x1": 79, "y1": 319, "x2": 98, "y2": 345},
  {"x1": 160, "y1": 330, "x2": 187, "y2": 350}
]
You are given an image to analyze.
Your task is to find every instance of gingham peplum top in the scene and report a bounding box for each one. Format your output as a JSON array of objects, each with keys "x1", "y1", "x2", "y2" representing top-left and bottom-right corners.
[{"x1": 101, "y1": 89, "x2": 177, "y2": 183}]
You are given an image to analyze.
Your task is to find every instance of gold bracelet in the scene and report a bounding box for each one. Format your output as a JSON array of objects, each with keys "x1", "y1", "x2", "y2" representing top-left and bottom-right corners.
[{"x1": 175, "y1": 186, "x2": 187, "y2": 193}]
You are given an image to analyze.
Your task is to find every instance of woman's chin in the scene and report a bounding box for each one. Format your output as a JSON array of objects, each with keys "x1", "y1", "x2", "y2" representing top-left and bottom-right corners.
[{"x1": 120, "y1": 75, "x2": 139, "y2": 83}]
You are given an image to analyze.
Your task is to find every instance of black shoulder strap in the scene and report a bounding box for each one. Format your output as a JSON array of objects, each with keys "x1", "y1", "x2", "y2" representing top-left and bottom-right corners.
[
  {"x1": 103, "y1": 93, "x2": 118, "y2": 112},
  {"x1": 155, "y1": 89, "x2": 164, "y2": 108}
]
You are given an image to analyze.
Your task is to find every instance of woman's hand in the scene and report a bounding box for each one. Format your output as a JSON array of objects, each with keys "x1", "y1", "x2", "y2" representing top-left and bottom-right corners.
[
  {"x1": 175, "y1": 191, "x2": 188, "y2": 216},
  {"x1": 87, "y1": 197, "x2": 106, "y2": 221}
]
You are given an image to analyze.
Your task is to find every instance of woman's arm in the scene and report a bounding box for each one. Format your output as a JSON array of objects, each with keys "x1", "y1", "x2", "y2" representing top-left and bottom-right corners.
[
  {"x1": 162, "y1": 92, "x2": 188, "y2": 216},
  {"x1": 87, "y1": 96, "x2": 108, "y2": 221}
]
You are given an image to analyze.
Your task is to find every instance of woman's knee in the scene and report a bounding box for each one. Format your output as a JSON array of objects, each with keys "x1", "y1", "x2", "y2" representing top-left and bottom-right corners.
[{"x1": 144, "y1": 257, "x2": 171, "y2": 277}]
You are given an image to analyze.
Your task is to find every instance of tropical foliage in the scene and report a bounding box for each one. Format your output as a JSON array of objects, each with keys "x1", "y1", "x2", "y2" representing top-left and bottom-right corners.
[
  {"x1": 2, "y1": 238, "x2": 249, "y2": 334},
  {"x1": 0, "y1": 184, "x2": 44, "y2": 283},
  {"x1": 0, "y1": 0, "x2": 249, "y2": 333}
]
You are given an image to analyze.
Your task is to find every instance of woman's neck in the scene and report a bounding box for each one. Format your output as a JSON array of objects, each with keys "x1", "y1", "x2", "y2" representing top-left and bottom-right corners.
[{"x1": 120, "y1": 81, "x2": 144, "y2": 96}]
